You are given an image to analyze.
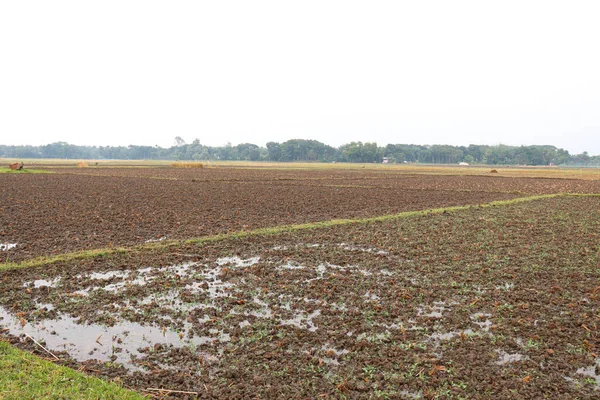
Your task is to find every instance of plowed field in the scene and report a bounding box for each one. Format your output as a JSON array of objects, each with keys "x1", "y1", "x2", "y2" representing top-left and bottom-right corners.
[
  {"x1": 0, "y1": 171, "x2": 526, "y2": 262},
  {"x1": 1, "y1": 167, "x2": 600, "y2": 399}
]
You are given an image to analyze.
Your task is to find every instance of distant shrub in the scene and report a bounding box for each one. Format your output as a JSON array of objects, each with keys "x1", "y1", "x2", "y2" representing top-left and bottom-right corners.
[
  {"x1": 171, "y1": 162, "x2": 203, "y2": 168},
  {"x1": 76, "y1": 161, "x2": 89, "y2": 168},
  {"x1": 490, "y1": 169, "x2": 498, "y2": 173}
]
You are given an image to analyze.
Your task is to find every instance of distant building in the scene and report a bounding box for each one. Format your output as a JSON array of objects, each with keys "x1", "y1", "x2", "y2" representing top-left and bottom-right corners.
[
  {"x1": 459, "y1": 162, "x2": 469, "y2": 166},
  {"x1": 382, "y1": 157, "x2": 389, "y2": 164}
]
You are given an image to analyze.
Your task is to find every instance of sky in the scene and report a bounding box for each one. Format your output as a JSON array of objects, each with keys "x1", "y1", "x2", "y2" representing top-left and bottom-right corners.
[{"x1": 1, "y1": 1, "x2": 599, "y2": 155}]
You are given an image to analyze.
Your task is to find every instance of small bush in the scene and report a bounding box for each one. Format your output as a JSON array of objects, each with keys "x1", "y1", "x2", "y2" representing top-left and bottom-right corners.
[
  {"x1": 171, "y1": 162, "x2": 203, "y2": 168},
  {"x1": 490, "y1": 169, "x2": 498, "y2": 173},
  {"x1": 76, "y1": 161, "x2": 89, "y2": 168}
]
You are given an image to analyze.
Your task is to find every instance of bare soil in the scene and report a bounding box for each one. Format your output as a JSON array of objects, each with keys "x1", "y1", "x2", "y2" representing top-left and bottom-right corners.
[
  {"x1": 55, "y1": 166, "x2": 600, "y2": 194},
  {"x1": 0, "y1": 170, "x2": 524, "y2": 261},
  {"x1": 1, "y1": 196, "x2": 600, "y2": 399}
]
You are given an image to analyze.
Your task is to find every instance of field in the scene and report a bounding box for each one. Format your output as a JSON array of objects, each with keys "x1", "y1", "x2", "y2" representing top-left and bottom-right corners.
[{"x1": 1, "y1": 164, "x2": 600, "y2": 399}]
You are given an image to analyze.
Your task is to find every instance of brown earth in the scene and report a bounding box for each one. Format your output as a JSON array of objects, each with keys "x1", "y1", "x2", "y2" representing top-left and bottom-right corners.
[
  {"x1": 1, "y1": 196, "x2": 600, "y2": 398},
  {"x1": 0, "y1": 170, "x2": 526, "y2": 262},
  {"x1": 53, "y1": 166, "x2": 600, "y2": 194}
]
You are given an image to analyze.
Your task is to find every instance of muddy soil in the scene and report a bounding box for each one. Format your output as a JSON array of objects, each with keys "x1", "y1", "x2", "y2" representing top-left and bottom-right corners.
[
  {"x1": 0, "y1": 172, "x2": 520, "y2": 262},
  {"x1": 1, "y1": 196, "x2": 599, "y2": 399}
]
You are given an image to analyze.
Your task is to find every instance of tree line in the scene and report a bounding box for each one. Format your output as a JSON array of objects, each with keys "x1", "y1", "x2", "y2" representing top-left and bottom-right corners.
[{"x1": 0, "y1": 139, "x2": 598, "y2": 166}]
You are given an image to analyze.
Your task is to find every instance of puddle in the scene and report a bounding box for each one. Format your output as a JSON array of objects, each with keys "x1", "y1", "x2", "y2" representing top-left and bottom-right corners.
[
  {"x1": 364, "y1": 290, "x2": 381, "y2": 302},
  {"x1": 0, "y1": 243, "x2": 17, "y2": 251},
  {"x1": 0, "y1": 306, "x2": 229, "y2": 373},
  {"x1": 496, "y1": 283, "x2": 515, "y2": 291},
  {"x1": 247, "y1": 296, "x2": 273, "y2": 318},
  {"x1": 576, "y1": 359, "x2": 600, "y2": 388},
  {"x1": 23, "y1": 278, "x2": 61, "y2": 289},
  {"x1": 163, "y1": 262, "x2": 195, "y2": 277},
  {"x1": 428, "y1": 329, "x2": 475, "y2": 342},
  {"x1": 278, "y1": 261, "x2": 305, "y2": 270},
  {"x1": 305, "y1": 264, "x2": 327, "y2": 283},
  {"x1": 239, "y1": 320, "x2": 251, "y2": 328},
  {"x1": 184, "y1": 264, "x2": 234, "y2": 300},
  {"x1": 66, "y1": 260, "x2": 259, "y2": 312},
  {"x1": 495, "y1": 349, "x2": 528, "y2": 365},
  {"x1": 400, "y1": 390, "x2": 423, "y2": 399},
  {"x1": 280, "y1": 310, "x2": 321, "y2": 332},
  {"x1": 216, "y1": 256, "x2": 260, "y2": 268},
  {"x1": 427, "y1": 311, "x2": 495, "y2": 351},
  {"x1": 471, "y1": 313, "x2": 493, "y2": 331},
  {"x1": 321, "y1": 344, "x2": 349, "y2": 357},
  {"x1": 137, "y1": 267, "x2": 153, "y2": 275},
  {"x1": 271, "y1": 243, "x2": 322, "y2": 251},
  {"x1": 88, "y1": 271, "x2": 130, "y2": 280},
  {"x1": 303, "y1": 297, "x2": 327, "y2": 306},
  {"x1": 75, "y1": 265, "x2": 188, "y2": 292},
  {"x1": 304, "y1": 262, "x2": 364, "y2": 283},
  {"x1": 338, "y1": 243, "x2": 389, "y2": 255},
  {"x1": 104, "y1": 277, "x2": 150, "y2": 292},
  {"x1": 320, "y1": 357, "x2": 341, "y2": 366},
  {"x1": 72, "y1": 270, "x2": 152, "y2": 294},
  {"x1": 35, "y1": 302, "x2": 55, "y2": 311},
  {"x1": 417, "y1": 302, "x2": 448, "y2": 319},
  {"x1": 139, "y1": 290, "x2": 201, "y2": 313}
]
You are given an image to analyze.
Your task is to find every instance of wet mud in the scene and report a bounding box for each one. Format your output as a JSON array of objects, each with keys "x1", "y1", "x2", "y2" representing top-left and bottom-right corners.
[{"x1": 1, "y1": 196, "x2": 600, "y2": 398}]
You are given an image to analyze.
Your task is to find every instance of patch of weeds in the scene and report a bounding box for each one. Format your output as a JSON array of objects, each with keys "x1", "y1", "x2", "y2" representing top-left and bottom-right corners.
[
  {"x1": 363, "y1": 365, "x2": 377, "y2": 380},
  {"x1": 357, "y1": 331, "x2": 392, "y2": 344},
  {"x1": 497, "y1": 303, "x2": 514, "y2": 315},
  {"x1": 565, "y1": 343, "x2": 585, "y2": 355},
  {"x1": 490, "y1": 333, "x2": 506, "y2": 345},
  {"x1": 525, "y1": 338, "x2": 542, "y2": 350}
]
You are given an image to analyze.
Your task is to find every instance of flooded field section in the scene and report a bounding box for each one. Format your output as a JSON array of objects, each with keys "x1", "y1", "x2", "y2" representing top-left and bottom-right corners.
[{"x1": 1, "y1": 196, "x2": 600, "y2": 398}]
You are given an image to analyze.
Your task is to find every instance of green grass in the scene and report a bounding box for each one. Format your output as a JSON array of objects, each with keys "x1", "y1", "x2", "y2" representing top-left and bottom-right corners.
[
  {"x1": 0, "y1": 341, "x2": 145, "y2": 400},
  {"x1": 0, "y1": 168, "x2": 51, "y2": 174},
  {"x1": 0, "y1": 248, "x2": 129, "y2": 272}
]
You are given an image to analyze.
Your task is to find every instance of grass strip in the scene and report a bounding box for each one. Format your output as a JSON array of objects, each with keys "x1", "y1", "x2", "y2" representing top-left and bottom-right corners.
[
  {"x1": 0, "y1": 168, "x2": 52, "y2": 174},
  {"x1": 0, "y1": 193, "x2": 564, "y2": 272},
  {"x1": 0, "y1": 248, "x2": 130, "y2": 272},
  {"x1": 565, "y1": 193, "x2": 600, "y2": 197},
  {"x1": 0, "y1": 341, "x2": 145, "y2": 400},
  {"x1": 185, "y1": 193, "x2": 561, "y2": 244}
]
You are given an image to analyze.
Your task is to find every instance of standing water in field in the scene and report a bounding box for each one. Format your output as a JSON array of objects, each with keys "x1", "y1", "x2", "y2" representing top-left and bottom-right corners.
[
  {"x1": 0, "y1": 243, "x2": 17, "y2": 251},
  {"x1": 0, "y1": 304, "x2": 229, "y2": 373}
]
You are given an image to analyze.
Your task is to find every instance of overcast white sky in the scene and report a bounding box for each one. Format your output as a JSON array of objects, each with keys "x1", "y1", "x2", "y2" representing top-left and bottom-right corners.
[{"x1": 1, "y1": 1, "x2": 599, "y2": 154}]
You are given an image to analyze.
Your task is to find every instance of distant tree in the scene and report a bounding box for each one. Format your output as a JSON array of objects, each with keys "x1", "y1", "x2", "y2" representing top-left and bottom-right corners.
[
  {"x1": 0, "y1": 140, "x2": 591, "y2": 165},
  {"x1": 463, "y1": 155, "x2": 475, "y2": 164},
  {"x1": 266, "y1": 142, "x2": 282, "y2": 161}
]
